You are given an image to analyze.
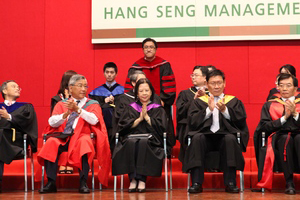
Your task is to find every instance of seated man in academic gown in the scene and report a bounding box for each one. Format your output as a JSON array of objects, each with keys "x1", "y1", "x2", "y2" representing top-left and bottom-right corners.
[
  {"x1": 267, "y1": 64, "x2": 300, "y2": 101},
  {"x1": 89, "y1": 62, "x2": 124, "y2": 152},
  {"x1": 255, "y1": 73, "x2": 300, "y2": 195},
  {"x1": 0, "y1": 80, "x2": 38, "y2": 193},
  {"x1": 38, "y1": 75, "x2": 111, "y2": 194},
  {"x1": 183, "y1": 69, "x2": 249, "y2": 193},
  {"x1": 176, "y1": 65, "x2": 209, "y2": 163}
]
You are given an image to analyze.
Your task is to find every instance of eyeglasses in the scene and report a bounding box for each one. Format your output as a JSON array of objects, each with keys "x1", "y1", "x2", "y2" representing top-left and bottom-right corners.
[
  {"x1": 10, "y1": 85, "x2": 22, "y2": 91},
  {"x1": 143, "y1": 46, "x2": 156, "y2": 50},
  {"x1": 190, "y1": 74, "x2": 202, "y2": 78},
  {"x1": 208, "y1": 81, "x2": 224, "y2": 86},
  {"x1": 73, "y1": 84, "x2": 89, "y2": 89},
  {"x1": 278, "y1": 83, "x2": 293, "y2": 89}
]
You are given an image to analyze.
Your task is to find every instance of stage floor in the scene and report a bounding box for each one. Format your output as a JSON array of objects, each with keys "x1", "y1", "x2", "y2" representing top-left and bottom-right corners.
[{"x1": 0, "y1": 189, "x2": 299, "y2": 200}]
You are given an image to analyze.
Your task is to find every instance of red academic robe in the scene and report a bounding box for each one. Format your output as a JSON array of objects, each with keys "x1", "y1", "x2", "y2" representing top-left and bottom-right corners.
[{"x1": 37, "y1": 99, "x2": 111, "y2": 186}]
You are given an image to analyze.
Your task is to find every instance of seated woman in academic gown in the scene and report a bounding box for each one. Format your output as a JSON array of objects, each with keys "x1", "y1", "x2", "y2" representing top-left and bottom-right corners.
[{"x1": 112, "y1": 78, "x2": 168, "y2": 193}]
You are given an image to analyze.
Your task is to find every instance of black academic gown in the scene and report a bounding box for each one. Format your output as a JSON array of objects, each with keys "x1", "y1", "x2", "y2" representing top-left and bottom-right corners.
[
  {"x1": 176, "y1": 87, "x2": 197, "y2": 163},
  {"x1": 182, "y1": 95, "x2": 249, "y2": 172},
  {"x1": 0, "y1": 103, "x2": 38, "y2": 164},
  {"x1": 89, "y1": 83, "x2": 124, "y2": 152},
  {"x1": 254, "y1": 98, "x2": 300, "y2": 181},
  {"x1": 113, "y1": 90, "x2": 162, "y2": 138},
  {"x1": 112, "y1": 101, "x2": 168, "y2": 177}
]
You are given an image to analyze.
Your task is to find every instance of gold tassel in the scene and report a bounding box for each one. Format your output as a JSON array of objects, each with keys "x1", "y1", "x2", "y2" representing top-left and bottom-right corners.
[{"x1": 11, "y1": 128, "x2": 16, "y2": 142}]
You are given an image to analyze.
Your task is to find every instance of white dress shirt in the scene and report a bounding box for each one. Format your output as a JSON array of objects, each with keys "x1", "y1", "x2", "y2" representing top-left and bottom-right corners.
[
  {"x1": 204, "y1": 93, "x2": 230, "y2": 133},
  {"x1": 49, "y1": 97, "x2": 99, "y2": 128}
]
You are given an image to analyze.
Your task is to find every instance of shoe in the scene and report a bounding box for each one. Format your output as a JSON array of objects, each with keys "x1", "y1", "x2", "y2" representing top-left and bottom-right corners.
[
  {"x1": 0, "y1": 182, "x2": 2, "y2": 193},
  {"x1": 79, "y1": 180, "x2": 90, "y2": 193},
  {"x1": 138, "y1": 188, "x2": 146, "y2": 193},
  {"x1": 39, "y1": 181, "x2": 57, "y2": 193},
  {"x1": 225, "y1": 182, "x2": 239, "y2": 193},
  {"x1": 128, "y1": 188, "x2": 137, "y2": 193},
  {"x1": 188, "y1": 183, "x2": 203, "y2": 193},
  {"x1": 285, "y1": 182, "x2": 296, "y2": 195}
]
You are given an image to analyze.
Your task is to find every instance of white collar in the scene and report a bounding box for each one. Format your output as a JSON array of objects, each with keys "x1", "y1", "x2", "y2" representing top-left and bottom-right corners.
[
  {"x1": 282, "y1": 96, "x2": 295, "y2": 102},
  {"x1": 4, "y1": 100, "x2": 16, "y2": 106}
]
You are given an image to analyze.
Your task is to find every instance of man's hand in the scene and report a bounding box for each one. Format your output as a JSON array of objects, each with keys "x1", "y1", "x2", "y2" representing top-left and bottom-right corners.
[
  {"x1": 62, "y1": 109, "x2": 71, "y2": 119},
  {"x1": 105, "y1": 95, "x2": 114, "y2": 104},
  {"x1": 216, "y1": 98, "x2": 226, "y2": 113},
  {"x1": 284, "y1": 102, "x2": 292, "y2": 120},
  {"x1": 286, "y1": 100, "x2": 297, "y2": 117},
  {"x1": 194, "y1": 88, "x2": 206, "y2": 99},
  {"x1": 64, "y1": 99, "x2": 79, "y2": 112},
  {"x1": 208, "y1": 95, "x2": 215, "y2": 111},
  {"x1": 104, "y1": 96, "x2": 111, "y2": 103},
  {"x1": 0, "y1": 107, "x2": 10, "y2": 119}
]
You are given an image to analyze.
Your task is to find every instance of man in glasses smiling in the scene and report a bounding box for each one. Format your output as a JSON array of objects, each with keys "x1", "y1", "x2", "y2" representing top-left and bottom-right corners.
[
  {"x1": 125, "y1": 38, "x2": 176, "y2": 149},
  {"x1": 38, "y1": 75, "x2": 111, "y2": 194},
  {"x1": 183, "y1": 69, "x2": 249, "y2": 194}
]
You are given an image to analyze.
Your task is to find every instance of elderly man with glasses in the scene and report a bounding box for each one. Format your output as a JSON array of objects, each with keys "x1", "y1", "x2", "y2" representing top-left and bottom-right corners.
[{"x1": 38, "y1": 74, "x2": 111, "y2": 194}]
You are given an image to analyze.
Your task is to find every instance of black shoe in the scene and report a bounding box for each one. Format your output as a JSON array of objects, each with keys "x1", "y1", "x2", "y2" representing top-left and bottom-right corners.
[
  {"x1": 225, "y1": 182, "x2": 239, "y2": 193},
  {"x1": 39, "y1": 181, "x2": 57, "y2": 193},
  {"x1": 128, "y1": 188, "x2": 137, "y2": 193},
  {"x1": 188, "y1": 183, "x2": 203, "y2": 193},
  {"x1": 285, "y1": 182, "x2": 296, "y2": 195},
  {"x1": 138, "y1": 188, "x2": 146, "y2": 193},
  {"x1": 79, "y1": 180, "x2": 90, "y2": 194}
]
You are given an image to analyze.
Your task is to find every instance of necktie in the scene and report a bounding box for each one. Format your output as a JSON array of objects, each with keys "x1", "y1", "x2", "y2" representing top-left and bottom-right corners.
[
  {"x1": 7, "y1": 102, "x2": 12, "y2": 106},
  {"x1": 63, "y1": 100, "x2": 80, "y2": 135},
  {"x1": 210, "y1": 96, "x2": 220, "y2": 133}
]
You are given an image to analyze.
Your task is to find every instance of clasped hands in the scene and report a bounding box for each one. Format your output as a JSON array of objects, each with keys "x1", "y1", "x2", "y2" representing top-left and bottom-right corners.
[
  {"x1": 63, "y1": 99, "x2": 80, "y2": 119},
  {"x1": 139, "y1": 103, "x2": 150, "y2": 122},
  {"x1": 0, "y1": 106, "x2": 10, "y2": 119},
  {"x1": 105, "y1": 95, "x2": 114, "y2": 104},
  {"x1": 284, "y1": 100, "x2": 298, "y2": 120},
  {"x1": 208, "y1": 95, "x2": 226, "y2": 113}
]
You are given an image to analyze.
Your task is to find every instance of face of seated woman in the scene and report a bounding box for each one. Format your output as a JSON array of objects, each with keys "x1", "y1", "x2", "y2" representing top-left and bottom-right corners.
[{"x1": 137, "y1": 83, "x2": 152, "y2": 104}]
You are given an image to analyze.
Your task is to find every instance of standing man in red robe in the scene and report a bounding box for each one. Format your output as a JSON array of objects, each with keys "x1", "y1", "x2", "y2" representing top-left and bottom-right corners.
[
  {"x1": 38, "y1": 74, "x2": 111, "y2": 194},
  {"x1": 125, "y1": 38, "x2": 176, "y2": 147}
]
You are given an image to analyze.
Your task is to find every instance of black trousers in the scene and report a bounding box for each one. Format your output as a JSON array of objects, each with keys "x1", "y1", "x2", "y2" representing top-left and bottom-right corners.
[
  {"x1": 189, "y1": 133, "x2": 238, "y2": 185},
  {"x1": 44, "y1": 141, "x2": 89, "y2": 182},
  {"x1": 0, "y1": 161, "x2": 3, "y2": 182},
  {"x1": 275, "y1": 134, "x2": 300, "y2": 182},
  {"x1": 128, "y1": 140, "x2": 147, "y2": 183}
]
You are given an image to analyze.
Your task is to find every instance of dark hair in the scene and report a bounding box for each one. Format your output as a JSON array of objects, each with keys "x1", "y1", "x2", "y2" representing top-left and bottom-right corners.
[
  {"x1": 134, "y1": 78, "x2": 155, "y2": 101},
  {"x1": 279, "y1": 64, "x2": 296, "y2": 77},
  {"x1": 1, "y1": 80, "x2": 16, "y2": 99},
  {"x1": 277, "y1": 73, "x2": 298, "y2": 87},
  {"x1": 206, "y1": 69, "x2": 225, "y2": 82},
  {"x1": 57, "y1": 70, "x2": 77, "y2": 98},
  {"x1": 103, "y1": 62, "x2": 118, "y2": 74},
  {"x1": 142, "y1": 38, "x2": 158, "y2": 49},
  {"x1": 206, "y1": 65, "x2": 217, "y2": 71},
  {"x1": 193, "y1": 65, "x2": 209, "y2": 77}
]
